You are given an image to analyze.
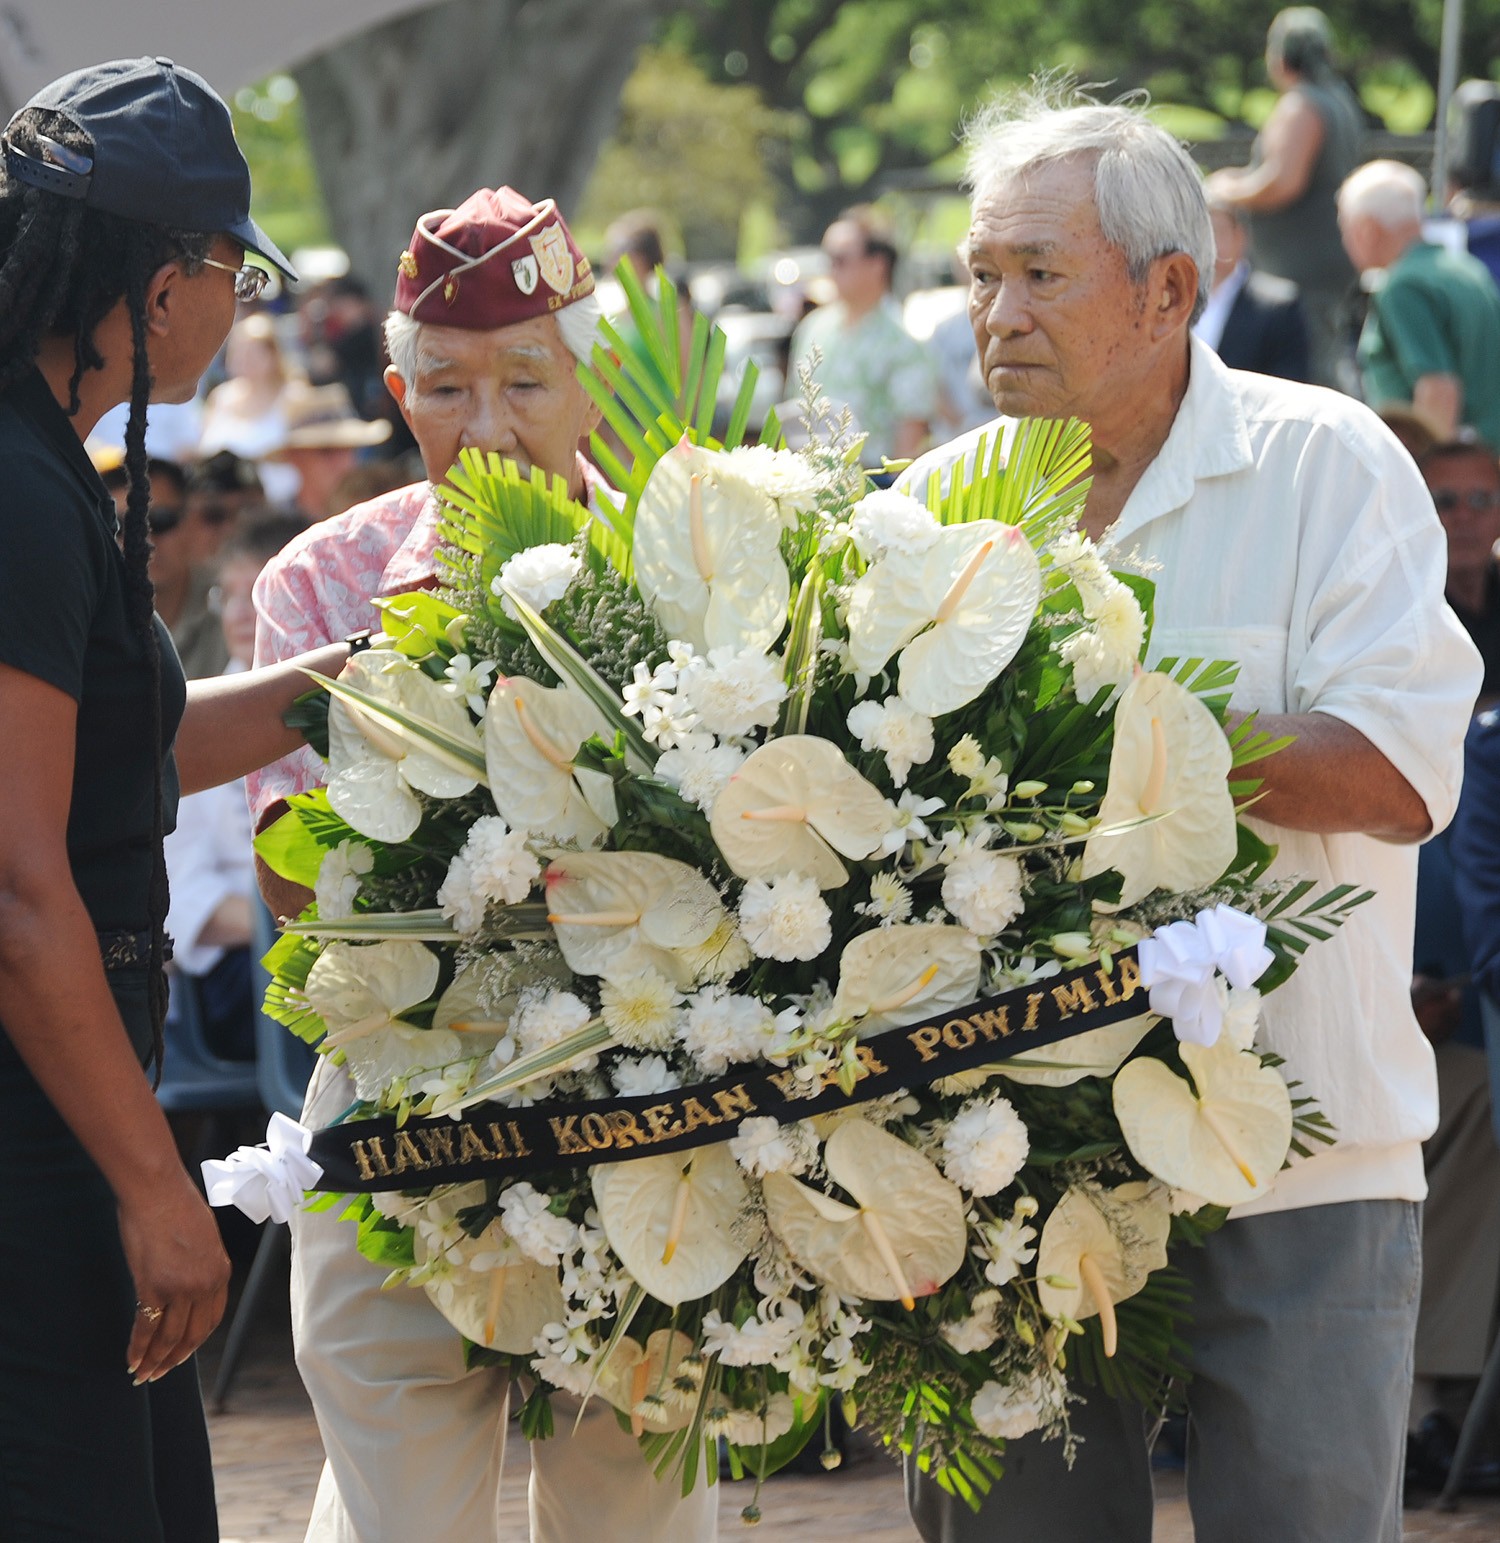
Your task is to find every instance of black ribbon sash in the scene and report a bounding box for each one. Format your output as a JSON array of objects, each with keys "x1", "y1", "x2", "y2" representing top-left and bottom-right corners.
[{"x1": 308, "y1": 950, "x2": 1147, "y2": 1191}]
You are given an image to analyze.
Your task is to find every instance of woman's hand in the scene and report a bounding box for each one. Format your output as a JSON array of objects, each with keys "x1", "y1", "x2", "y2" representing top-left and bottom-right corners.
[{"x1": 119, "y1": 1171, "x2": 231, "y2": 1384}]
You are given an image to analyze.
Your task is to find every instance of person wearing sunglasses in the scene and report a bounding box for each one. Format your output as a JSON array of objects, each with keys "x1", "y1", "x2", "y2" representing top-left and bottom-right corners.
[{"x1": 0, "y1": 58, "x2": 360, "y2": 1541}]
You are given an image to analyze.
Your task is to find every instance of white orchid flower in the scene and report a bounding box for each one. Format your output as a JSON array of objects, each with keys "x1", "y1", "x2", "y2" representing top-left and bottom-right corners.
[
  {"x1": 845, "y1": 519, "x2": 1042, "y2": 716},
  {"x1": 709, "y1": 735, "x2": 891, "y2": 889},
  {"x1": 633, "y1": 437, "x2": 790, "y2": 652},
  {"x1": 1080, "y1": 671, "x2": 1237, "y2": 908},
  {"x1": 483, "y1": 675, "x2": 618, "y2": 846}
]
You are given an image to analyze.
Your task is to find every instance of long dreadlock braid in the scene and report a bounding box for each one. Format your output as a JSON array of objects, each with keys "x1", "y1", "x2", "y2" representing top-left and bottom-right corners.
[{"x1": 0, "y1": 107, "x2": 212, "y2": 1073}]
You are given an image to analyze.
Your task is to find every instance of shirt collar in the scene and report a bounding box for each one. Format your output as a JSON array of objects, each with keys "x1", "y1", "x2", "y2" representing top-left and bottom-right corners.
[
  {"x1": 7, "y1": 367, "x2": 116, "y2": 526},
  {"x1": 1105, "y1": 334, "x2": 1253, "y2": 550}
]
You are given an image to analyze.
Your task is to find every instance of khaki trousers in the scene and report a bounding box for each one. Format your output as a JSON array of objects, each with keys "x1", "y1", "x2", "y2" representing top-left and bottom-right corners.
[{"x1": 292, "y1": 1060, "x2": 719, "y2": 1542}]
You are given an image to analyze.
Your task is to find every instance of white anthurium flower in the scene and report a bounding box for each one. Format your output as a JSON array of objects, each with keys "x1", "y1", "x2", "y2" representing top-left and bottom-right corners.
[
  {"x1": 594, "y1": 1329, "x2": 699, "y2": 1435},
  {"x1": 831, "y1": 924, "x2": 982, "y2": 1037},
  {"x1": 762, "y1": 1118, "x2": 967, "y2": 1308},
  {"x1": 1112, "y1": 1037, "x2": 1293, "y2": 1207},
  {"x1": 709, "y1": 735, "x2": 892, "y2": 889},
  {"x1": 426, "y1": 954, "x2": 570, "y2": 1085},
  {"x1": 544, "y1": 851, "x2": 730, "y2": 990},
  {"x1": 591, "y1": 1145, "x2": 750, "y2": 1306},
  {"x1": 1080, "y1": 671, "x2": 1237, "y2": 908},
  {"x1": 483, "y1": 676, "x2": 618, "y2": 846},
  {"x1": 845, "y1": 519, "x2": 1043, "y2": 717},
  {"x1": 996, "y1": 1014, "x2": 1157, "y2": 1088},
  {"x1": 417, "y1": 1239, "x2": 566, "y2": 1353},
  {"x1": 1035, "y1": 1182, "x2": 1170, "y2": 1359},
  {"x1": 633, "y1": 437, "x2": 790, "y2": 653},
  {"x1": 302, "y1": 941, "x2": 450, "y2": 1103}
]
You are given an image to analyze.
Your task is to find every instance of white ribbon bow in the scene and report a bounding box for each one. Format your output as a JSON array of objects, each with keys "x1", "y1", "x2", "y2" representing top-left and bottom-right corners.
[
  {"x1": 1137, "y1": 904, "x2": 1274, "y2": 1047},
  {"x1": 201, "y1": 1112, "x2": 324, "y2": 1224}
]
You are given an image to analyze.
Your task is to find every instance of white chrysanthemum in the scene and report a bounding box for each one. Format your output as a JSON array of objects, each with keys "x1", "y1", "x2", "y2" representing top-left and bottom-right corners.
[
  {"x1": 941, "y1": 849, "x2": 1025, "y2": 936},
  {"x1": 680, "y1": 985, "x2": 775, "y2": 1074},
  {"x1": 678, "y1": 917, "x2": 752, "y2": 984},
  {"x1": 314, "y1": 839, "x2": 374, "y2": 919},
  {"x1": 942, "y1": 1095, "x2": 1030, "y2": 1196},
  {"x1": 720, "y1": 445, "x2": 822, "y2": 524},
  {"x1": 443, "y1": 653, "x2": 496, "y2": 716},
  {"x1": 498, "y1": 1182, "x2": 577, "y2": 1266},
  {"x1": 846, "y1": 697, "x2": 935, "y2": 788},
  {"x1": 512, "y1": 989, "x2": 593, "y2": 1059},
  {"x1": 849, "y1": 488, "x2": 940, "y2": 561},
  {"x1": 971, "y1": 1375, "x2": 1050, "y2": 1441},
  {"x1": 437, "y1": 816, "x2": 540, "y2": 936},
  {"x1": 494, "y1": 542, "x2": 582, "y2": 617},
  {"x1": 678, "y1": 646, "x2": 786, "y2": 739},
  {"x1": 655, "y1": 736, "x2": 745, "y2": 814},
  {"x1": 940, "y1": 1288, "x2": 1002, "y2": 1354},
  {"x1": 599, "y1": 969, "x2": 682, "y2": 1052},
  {"x1": 611, "y1": 1054, "x2": 682, "y2": 1096},
  {"x1": 947, "y1": 734, "x2": 985, "y2": 778},
  {"x1": 855, "y1": 872, "x2": 912, "y2": 925},
  {"x1": 728, "y1": 1115, "x2": 816, "y2": 1177},
  {"x1": 738, "y1": 874, "x2": 832, "y2": 962},
  {"x1": 976, "y1": 1212, "x2": 1038, "y2": 1286},
  {"x1": 1061, "y1": 580, "x2": 1145, "y2": 707}
]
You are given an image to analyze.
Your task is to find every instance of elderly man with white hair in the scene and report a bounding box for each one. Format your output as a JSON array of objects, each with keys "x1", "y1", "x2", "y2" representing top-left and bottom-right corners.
[
  {"x1": 249, "y1": 189, "x2": 718, "y2": 1543},
  {"x1": 1339, "y1": 158, "x2": 1500, "y2": 444},
  {"x1": 899, "y1": 88, "x2": 1481, "y2": 1543}
]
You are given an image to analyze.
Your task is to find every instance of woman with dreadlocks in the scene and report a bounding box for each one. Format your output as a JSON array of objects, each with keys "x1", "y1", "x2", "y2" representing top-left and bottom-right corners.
[{"x1": 0, "y1": 60, "x2": 356, "y2": 1540}]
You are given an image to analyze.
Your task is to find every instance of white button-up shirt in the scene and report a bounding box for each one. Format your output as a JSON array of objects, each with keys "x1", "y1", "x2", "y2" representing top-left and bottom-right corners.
[{"x1": 901, "y1": 336, "x2": 1483, "y2": 1217}]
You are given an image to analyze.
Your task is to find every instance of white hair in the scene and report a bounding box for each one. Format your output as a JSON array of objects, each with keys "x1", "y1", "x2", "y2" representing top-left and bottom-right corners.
[
  {"x1": 383, "y1": 290, "x2": 603, "y2": 381},
  {"x1": 963, "y1": 86, "x2": 1215, "y2": 324},
  {"x1": 1337, "y1": 160, "x2": 1426, "y2": 229}
]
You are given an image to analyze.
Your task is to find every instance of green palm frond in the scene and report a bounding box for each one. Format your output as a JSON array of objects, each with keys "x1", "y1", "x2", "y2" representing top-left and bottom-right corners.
[
  {"x1": 580, "y1": 259, "x2": 779, "y2": 548},
  {"x1": 919, "y1": 417, "x2": 1092, "y2": 542}
]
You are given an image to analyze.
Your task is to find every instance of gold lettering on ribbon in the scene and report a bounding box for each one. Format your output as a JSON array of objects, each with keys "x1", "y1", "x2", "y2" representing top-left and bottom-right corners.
[
  {"x1": 351, "y1": 1136, "x2": 392, "y2": 1181},
  {"x1": 418, "y1": 1127, "x2": 456, "y2": 1165},
  {"x1": 908, "y1": 1025, "x2": 944, "y2": 1063},
  {"x1": 1094, "y1": 966, "x2": 1120, "y2": 1006},
  {"x1": 1023, "y1": 991, "x2": 1045, "y2": 1030},
  {"x1": 712, "y1": 1084, "x2": 756, "y2": 1122},
  {"x1": 968, "y1": 1006, "x2": 1012, "y2": 1041},
  {"x1": 580, "y1": 1113, "x2": 614, "y2": 1150},
  {"x1": 549, "y1": 1116, "x2": 592, "y2": 1156},
  {"x1": 679, "y1": 1097, "x2": 720, "y2": 1134},
  {"x1": 390, "y1": 1131, "x2": 430, "y2": 1175},
  {"x1": 603, "y1": 1111, "x2": 650, "y2": 1149},
  {"x1": 1116, "y1": 955, "x2": 1143, "y2": 1002},
  {"x1": 642, "y1": 1103, "x2": 686, "y2": 1141},
  {"x1": 1050, "y1": 976, "x2": 1099, "y2": 1019},
  {"x1": 458, "y1": 1124, "x2": 495, "y2": 1163},
  {"x1": 943, "y1": 1018, "x2": 978, "y2": 1051}
]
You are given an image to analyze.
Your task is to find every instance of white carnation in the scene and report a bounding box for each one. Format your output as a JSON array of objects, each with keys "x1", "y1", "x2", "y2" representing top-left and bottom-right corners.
[
  {"x1": 679, "y1": 646, "x2": 786, "y2": 739},
  {"x1": 655, "y1": 735, "x2": 745, "y2": 814},
  {"x1": 720, "y1": 445, "x2": 822, "y2": 524},
  {"x1": 498, "y1": 1182, "x2": 577, "y2": 1266},
  {"x1": 846, "y1": 697, "x2": 935, "y2": 788},
  {"x1": 611, "y1": 1054, "x2": 682, "y2": 1096},
  {"x1": 738, "y1": 874, "x2": 832, "y2": 962},
  {"x1": 599, "y1": 969, "x2": 682, "y2": 1051},
  {"x1": 849, "y1": 488, "x2": 939, "y2": 561},
  {"x1": 680, "y1": 985, "x2": 775, "y2": 1074},
  {"x1": 940, "y1": 1288, "x2": 1002, "y2": 1354},
  {"x1": 494, "y1": 542, "x2": 582, "y2": 617},
  {"x1": 1222, "y1": 985, "x2": 1262, "y2": 1051},
  {"x1": 941, "y1": 849, "x2": 1025, "y2": 936},
  {"x1": 942, "y1": 1095, "x2": 1030, "y2": 1196},
  {"x1": 437, "y1": 816, "x2": 540, "y2": 936},
  {"x1": 512, "y1": 989, "x2": 593, "y2": 1060},
  {"x1": 314, "y1": 839, "x2": 374, "y2": 919},
  {"x1": 971, "y1": 1375, "x2": 1050, "y2": 1441},
  {"x1": 1061, "y1": 578, "x2": 1144, "y2": 708},
  {"x1": 728, "y1": 1116, "x2": 816, "y2": 1177}
]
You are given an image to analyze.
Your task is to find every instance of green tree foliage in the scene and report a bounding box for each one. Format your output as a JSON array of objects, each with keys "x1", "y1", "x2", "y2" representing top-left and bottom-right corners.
[{"x1": 232, "y1": 76, "x2": 332, "y2": 257}]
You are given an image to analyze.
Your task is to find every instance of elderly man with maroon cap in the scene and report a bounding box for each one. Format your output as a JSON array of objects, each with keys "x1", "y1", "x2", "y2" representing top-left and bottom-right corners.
[{"x1": 250, "y1": 190, "x2": 719, "y2": 1543}]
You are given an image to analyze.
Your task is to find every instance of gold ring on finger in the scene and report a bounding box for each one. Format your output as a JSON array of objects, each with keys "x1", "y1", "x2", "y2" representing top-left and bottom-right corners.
[{"x1": 136, "y1": 1301, "x2": 164, "y2": 1323}]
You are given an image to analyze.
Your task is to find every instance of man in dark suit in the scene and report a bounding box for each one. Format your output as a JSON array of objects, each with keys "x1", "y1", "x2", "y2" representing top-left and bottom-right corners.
[{"x1": 1194, "y1": 199, "x2": 1312, "y2": 381}]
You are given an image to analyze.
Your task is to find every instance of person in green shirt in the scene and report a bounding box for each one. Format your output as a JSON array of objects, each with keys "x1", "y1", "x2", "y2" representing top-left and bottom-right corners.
[{"x1": 1339, "y1": 159, "x2": 1500, "y2": 447}]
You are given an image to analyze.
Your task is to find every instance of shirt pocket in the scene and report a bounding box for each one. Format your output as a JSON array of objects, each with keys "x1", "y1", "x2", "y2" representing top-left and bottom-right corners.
[{"x1": 1148, "y1": 624, "x2": 1290, "y2": 716}]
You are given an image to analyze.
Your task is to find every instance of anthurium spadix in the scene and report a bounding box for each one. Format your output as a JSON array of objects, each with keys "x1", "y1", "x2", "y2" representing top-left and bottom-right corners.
[
  {"x1": 592, "y1": 1146, "x2": 749, "y2": 1306},
  {"x1": 422, "y1": 1250, "x2": 566, "y2": 1355},
  {"x1": 831, "y1": 924, "x2": 982, "y2": 1036},
  {"x1": 709, "y1": 735, "x2": 891, "y2": 888},
  {"x1": 1036, "y1": 1182, "x2": 1170, "y2": 1358},
  {"x1": 762, "y1": 1118, "x2": 966, "y2": 1308},
  {"x1": 996, "y1": 1015, "x2": 1156, "y2": 1088},
  {"x1": 1112, "y1": 1038, "x2": 1293, "y2": 1207},
  {"x1": 325, "y1": 649, "x2": 483, "y2": 842},
  {"x1": 301, "y1": 941, "x2": 449, "y2": 1102},
  {"x1": 545, "y1": 851, "x2": 731, "y2": 989},
  {"x1": 595, "y1": 1330, "x2": 699, "y2": 1435},
  {"x1": 1080, "y1": 671, "x2": 1237, "y2": 907},
  {"x1": 484, "y1": 676, "x2": 618, "y2": 846},
  {"x1": 633, "y1": 438, "x2": 790, "y2": 653},
  {"x1": 845, "y1": 518, "x2": 1042, "y2": 717}
]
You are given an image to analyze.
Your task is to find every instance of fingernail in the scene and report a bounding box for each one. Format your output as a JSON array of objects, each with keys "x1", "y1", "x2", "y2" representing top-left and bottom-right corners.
[{"x1": 133, "y1": 1375, "x2": 147, "y2": 1387}]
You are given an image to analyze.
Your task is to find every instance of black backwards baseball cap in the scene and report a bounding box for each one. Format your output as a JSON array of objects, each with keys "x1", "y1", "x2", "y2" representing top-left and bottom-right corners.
[{"x1": 2, "y1": 56, "x2": 296, "y2": 280}]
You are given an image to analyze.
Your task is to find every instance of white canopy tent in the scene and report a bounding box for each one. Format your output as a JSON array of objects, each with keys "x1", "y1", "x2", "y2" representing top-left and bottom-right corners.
[{"x1": 0, "y1": 0, "x2": 443, "y2": 115}]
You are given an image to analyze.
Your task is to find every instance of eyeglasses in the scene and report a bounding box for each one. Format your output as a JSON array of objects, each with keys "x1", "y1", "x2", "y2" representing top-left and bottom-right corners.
[
  {"x1": 201, "y1": 257, "x2": 271, "y2": 304},
  {"x1": 1432, "y1": 488, "x2": 1500, "y2": 515},
  {"x1": 147, "y1": 504, "x2": 185, "y2": 536}
]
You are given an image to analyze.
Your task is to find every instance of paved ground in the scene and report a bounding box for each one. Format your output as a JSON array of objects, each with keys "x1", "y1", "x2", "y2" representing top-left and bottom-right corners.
[{"x1": 201, "y1": 1264, "x2": 1500, "y2": 1542}]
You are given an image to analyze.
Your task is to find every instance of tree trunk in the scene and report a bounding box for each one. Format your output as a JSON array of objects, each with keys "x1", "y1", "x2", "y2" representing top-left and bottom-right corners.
[{"x1": 294, "y1": 0, "x2": 674, "y2": 291}]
